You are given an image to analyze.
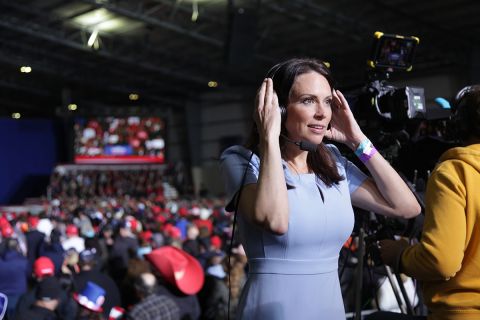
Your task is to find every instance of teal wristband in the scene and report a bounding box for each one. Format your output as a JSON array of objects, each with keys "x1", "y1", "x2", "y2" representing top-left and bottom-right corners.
[{"x1": 354, "y1": 138, "x2": 377, "y2": 163}]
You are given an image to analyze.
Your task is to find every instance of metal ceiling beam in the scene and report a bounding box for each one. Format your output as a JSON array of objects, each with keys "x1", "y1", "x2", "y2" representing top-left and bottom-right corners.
[
  {"x1": 152, "y1": 0, "x2": 225, "y2": 25},
  {"x1": 0, "y1": 78, "x2": 51, "y2": 98},
  {"x1": 0, "y1": 37, "x2": 203, "y2": 99},
  {"x1": 0, "y1": 16, "x2": 211, "y2": 86},
  {"x1": 263, "y1": 2, "x2": 363, "y2": 43},
  {"x1": 79, "y1": 0, "x2": 224, "y2": 48},
  {"x1": 0, "y1": 46, "x2": 184, "y2": 108},
  {"x1": 80, "y1": 0, "x2": 274, "y2": 66}
]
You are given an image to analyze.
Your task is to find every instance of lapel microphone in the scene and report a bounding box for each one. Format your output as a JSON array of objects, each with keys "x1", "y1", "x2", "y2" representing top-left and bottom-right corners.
[{"x1": 281, "y1": 134, "x2": 318, "y2": 153}]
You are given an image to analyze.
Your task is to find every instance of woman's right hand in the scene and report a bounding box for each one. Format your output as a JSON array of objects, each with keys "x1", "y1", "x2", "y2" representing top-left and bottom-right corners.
[{"x1": 254, "y1": 78, "x2": 281, "y2": 143}]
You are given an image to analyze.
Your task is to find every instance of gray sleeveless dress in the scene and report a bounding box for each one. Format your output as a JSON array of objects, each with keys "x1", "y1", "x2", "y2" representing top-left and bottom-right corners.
[{"x1": 220, "y1": 144, "x2": 367, "y2": 320}]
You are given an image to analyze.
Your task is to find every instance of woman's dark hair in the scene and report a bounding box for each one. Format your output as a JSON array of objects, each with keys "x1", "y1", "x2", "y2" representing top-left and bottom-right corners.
[{"x1": 246, "y1": 57, "x2": 344, "y2": 186}]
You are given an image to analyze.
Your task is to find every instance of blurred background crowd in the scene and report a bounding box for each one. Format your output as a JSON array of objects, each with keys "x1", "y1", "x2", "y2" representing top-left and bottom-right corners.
[{"x1": 0, "y1": 166, "x2": 246, "y2": 320}]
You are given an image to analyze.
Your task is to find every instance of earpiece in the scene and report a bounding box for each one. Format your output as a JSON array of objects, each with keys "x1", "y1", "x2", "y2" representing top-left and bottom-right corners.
[
  {"x1": 279, "y1": 105, "x2": 287, "y2": 122},
  {"x1": 265, "y1": 63, "x2": 287, "y2": 123}
]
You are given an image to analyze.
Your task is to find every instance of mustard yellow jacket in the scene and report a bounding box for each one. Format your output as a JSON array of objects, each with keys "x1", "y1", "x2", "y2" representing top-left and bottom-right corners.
[{"x1": 401, "y1": 144, "x2": 480, "y2": 320}]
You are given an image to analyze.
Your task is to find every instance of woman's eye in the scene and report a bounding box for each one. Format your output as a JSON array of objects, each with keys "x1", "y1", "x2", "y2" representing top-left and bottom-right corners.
[
  {"x1": 302, "y1": 97, "x2": 315, "y2": 104},
  {"x1": 325, "y1": 99, "x2": 333, "y2": 106}
]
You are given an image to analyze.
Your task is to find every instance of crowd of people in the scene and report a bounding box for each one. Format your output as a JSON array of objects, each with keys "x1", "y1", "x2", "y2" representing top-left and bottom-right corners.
[{"x1": 0, "y1": 167, "x2": 247, "y2": 320}]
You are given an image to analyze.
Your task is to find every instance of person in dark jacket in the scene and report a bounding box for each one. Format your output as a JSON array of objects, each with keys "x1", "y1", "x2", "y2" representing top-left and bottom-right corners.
[
  {"x1": 39, "y1": 229, "x2": 65, "y2": 276},
  {"x1": 16, "y1": 256, "x2": 77, "y2": 320},
  {"x1": 25, "y1": 215, "x2": 46, "y2": 264},
  {"x1": 109, "y1": 220, "x2": 139, "y2": 284},
  {"x1": 197, "y1": 251, "x2": 229, "y2": 320},
  {"x1": 16, "y1": 276, "x2": 62, "y2": 320},
  {"x1": 0, "y1": 238, "x2": 29, "y2": 319}
]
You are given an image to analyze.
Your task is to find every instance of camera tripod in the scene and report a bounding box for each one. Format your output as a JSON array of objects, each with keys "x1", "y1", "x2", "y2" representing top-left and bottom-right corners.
[
  {"x1": 344, "y1": 173, "x2": 426, "y2": 319},
  {"x1": 339, "y1": 213, "x2": 417, "y2": 320}
]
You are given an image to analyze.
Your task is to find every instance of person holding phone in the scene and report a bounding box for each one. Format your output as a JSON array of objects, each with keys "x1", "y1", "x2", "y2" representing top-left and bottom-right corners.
[{"x1": 220, "y1": 57, "x2": 421, "y2": 319}]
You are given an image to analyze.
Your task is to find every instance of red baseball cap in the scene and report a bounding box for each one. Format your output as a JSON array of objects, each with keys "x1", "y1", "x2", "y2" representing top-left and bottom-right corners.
[
  {"x1": 33, "y1": 256, "x2": 55, "y2": 278},
  {"x1": 145, "y1": 246, "x2": 204, "y2": 295},
  {"x1": 66, "y1": 224, "x2": 79, "y2": 236},
  {"x1": 210, "y1": 235, "x2": 222, "y2": 250},
  {"x1": 28, "y1": 216, "x2": 40, "y2": 228},
  {"x1": 139, "y1": 230, "x2": 153, "y2": 242}
]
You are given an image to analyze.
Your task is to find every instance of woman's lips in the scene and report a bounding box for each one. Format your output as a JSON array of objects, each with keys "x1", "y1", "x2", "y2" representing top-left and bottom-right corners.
[{"x1": 307, "y1": 124, "x2": 325, "y2": 134}]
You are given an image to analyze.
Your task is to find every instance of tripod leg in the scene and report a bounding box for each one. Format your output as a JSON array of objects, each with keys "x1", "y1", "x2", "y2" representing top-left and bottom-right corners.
[
  {"x1": 383, "y1": 266, "x2": 415, "y2": 315},
  {"x1": 393, "y1": 271, "x2": 415, "y2": 315},
  {"x1": 383, "y1": 265, "x2": 407, "y2": 314}
]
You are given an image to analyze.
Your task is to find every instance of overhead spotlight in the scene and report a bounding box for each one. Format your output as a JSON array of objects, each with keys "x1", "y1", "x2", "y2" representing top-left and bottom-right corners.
[
  {"x1": 129, "y1": 93, "x2": 139, "y2": 101},
  {"x1": 20, "y1": 66, "x2": 32, "y2": 73},
  {"x1": 12, "y1": 112, "x2": 21, "y2": 119},
  {"x1": 192, "y1": 1, "x2": 199, "y2": 22},
  {"x1": 68, "y1": 103, "x2": 78, "y2": 111},
  {"x1": 88, "y1": 28, "x2": 99, "y2": 48},
  {"x1": 208, "y1": 81, "x2": 218, "y2": 88}
]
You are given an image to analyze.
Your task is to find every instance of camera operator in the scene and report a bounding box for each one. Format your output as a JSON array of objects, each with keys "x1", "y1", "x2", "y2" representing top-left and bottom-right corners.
[{"x1": 371, "y1": 85, "x2": 480, "y2": 320}]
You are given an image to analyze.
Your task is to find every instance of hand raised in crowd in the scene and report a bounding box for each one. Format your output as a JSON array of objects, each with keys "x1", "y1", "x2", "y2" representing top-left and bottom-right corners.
[
  {"x1": 325, "y1": 89, "x2": 366, "y2": 150},
  {"x1": 254, "y1": 78, "x2": 282, "y2": 144}
]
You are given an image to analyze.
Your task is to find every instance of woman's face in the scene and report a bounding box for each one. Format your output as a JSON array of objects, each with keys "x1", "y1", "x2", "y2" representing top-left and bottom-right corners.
[{"x1": 284, "y1": 71, "x2": 333, "y2": 144}]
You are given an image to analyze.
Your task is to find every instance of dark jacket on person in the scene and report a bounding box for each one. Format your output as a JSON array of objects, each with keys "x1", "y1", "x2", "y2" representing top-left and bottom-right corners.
[
  {"x1": 127, "y1": 293, "x2": 180, "y2": 320},
  {"x1": 16, "y1": 280, "x2": 77, "y2": 320},
  {"x1": 157, "y1": 285, "x2": 201, "y2": 320},
  {"x1": 0, "y1": 250, "x2": 28, "y2": 295},
  {"x1": 197, "y1": 275, "x2": 229, "y2": 320},
  {"x1": 26, "y1": 229, "x2": 46, "y2": 266},
  {"x1": 16, "y1": 304, "x2": 58, "y2": 320},
  {"x1": 39, "y1": 242, "x2": 65, "y2": 276},
  {"x1": 110, "y1": 236, "x2": 139, "y2": 271}
]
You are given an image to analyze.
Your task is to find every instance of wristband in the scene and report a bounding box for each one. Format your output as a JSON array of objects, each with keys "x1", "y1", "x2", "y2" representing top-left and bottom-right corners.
[{"x1": 354, "y1": 138, "x2": 377, "y2": 163}]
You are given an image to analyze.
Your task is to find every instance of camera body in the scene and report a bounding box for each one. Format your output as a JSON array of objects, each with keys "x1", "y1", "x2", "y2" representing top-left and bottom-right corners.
[{"x1": 363, "y1": 32, "x2": 426, "y2": 123}]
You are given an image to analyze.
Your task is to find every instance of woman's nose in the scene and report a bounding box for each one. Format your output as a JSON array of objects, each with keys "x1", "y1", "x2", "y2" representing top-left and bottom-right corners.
[{"x1": 314, "y1": 103, "x2": 327, "y2": 119}]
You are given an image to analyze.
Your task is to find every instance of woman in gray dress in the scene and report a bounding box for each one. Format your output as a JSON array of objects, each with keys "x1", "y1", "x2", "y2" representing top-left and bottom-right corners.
[{"x1": 220, "y1": 58, "x2": 421, "y2": 320}]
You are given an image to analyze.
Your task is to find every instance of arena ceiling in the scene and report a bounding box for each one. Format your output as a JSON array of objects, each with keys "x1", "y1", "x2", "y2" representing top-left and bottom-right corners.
[{"x1": 1, "y1": 0, "x2": 479, "y2": 117}]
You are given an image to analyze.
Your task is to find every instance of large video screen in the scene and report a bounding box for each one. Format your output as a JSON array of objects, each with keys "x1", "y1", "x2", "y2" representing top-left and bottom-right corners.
[{"x1": 74, "y1": 117, "x2": 166, "y2": 164}]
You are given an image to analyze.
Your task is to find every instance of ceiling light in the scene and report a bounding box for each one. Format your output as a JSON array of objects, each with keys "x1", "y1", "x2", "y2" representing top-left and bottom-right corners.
[
  {"x1": 192, "y1": 1, "x2": 199, "y2": 22},
  {"x1": 20, "y1": 66, "x2": 32, "y2": 73},
  {"x1": 68, "y1": 104, "x2": 78, "y2": 111},
  {"x1": 87, "y1": 28, "x2": 99, "y2": 47},
  {"x1": 12, "y1": 112, "x2": 21, "y2": 119},
  {"x1": 74, "y1": 8, "x2": 113, "y2": 27},
  {"x1": 71, "y1": 8, "x2": 143, "y2": 33},
  {"x1": 129, "y1": 93, "x2": 139, "y2": 101},
  {"x1": 208, "y1": 81, "x2": 218, "y2": 88}
]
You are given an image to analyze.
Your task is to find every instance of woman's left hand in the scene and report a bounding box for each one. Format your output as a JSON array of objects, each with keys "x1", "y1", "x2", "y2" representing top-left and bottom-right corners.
[{"x1": 325, "y1": 89, "x2": 366, "y2": 150}]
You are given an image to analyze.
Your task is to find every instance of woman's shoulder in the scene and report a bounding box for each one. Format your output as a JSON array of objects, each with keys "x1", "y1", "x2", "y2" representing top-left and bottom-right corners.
[{"x1": 220, "y1": 145, "x2": 258, "y2": 162}]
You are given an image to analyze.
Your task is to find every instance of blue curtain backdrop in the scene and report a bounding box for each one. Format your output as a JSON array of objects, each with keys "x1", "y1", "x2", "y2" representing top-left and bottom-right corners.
[{"x1": 0, "y1": 119, "x2": 60, "y2": 205}]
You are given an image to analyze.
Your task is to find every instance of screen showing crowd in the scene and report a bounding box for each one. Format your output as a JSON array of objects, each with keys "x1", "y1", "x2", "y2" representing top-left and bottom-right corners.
[{"x1": 74, "y1": 117, "x2": 166, "y2": 164}]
